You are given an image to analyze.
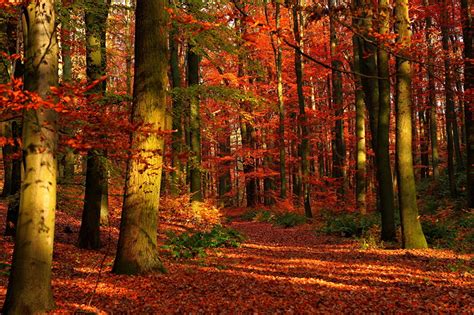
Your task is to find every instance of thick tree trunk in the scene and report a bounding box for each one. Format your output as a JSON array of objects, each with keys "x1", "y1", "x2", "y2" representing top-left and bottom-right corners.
[
  {"x1": 377, "y1": 0, "x2": 396, "y2": 241},
  {"x1": 79, "y1": 0, "x2": 110, "y2": 249},
  {"x1": 395, "y1": 0, "x2": 428, "y2": 249},
  {"x1": 113, "y1": 0, "x2": 168, "y2": 274},
  {"x1": 3, "y1": 1, "x2": 58, "y2": 312}
]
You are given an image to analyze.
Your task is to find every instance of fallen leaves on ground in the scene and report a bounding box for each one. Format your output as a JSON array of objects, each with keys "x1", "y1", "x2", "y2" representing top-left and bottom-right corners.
[{"x1": 0, "y1": 184, "x2": 473, "y2": 313}]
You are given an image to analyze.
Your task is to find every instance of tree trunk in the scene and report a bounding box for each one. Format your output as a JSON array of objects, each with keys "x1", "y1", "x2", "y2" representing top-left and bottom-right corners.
[
  {"x1": 395, "y1": 0, "x2": 428, "y2": 249},
  {"x1": 170, "y1": 23, "x2": 184, "y2": 196},
  {"x1": 352, "y1": 27, "x2": 367, "y2": 214},
  {"x1": 113, "y1": 0, "x2": 168, "y2": 275},
  {"x1": 377, "y1": 0, "x2": 396, "y2": 241},
  {"x1": 79, "y1": 0, "x2": 110, "y2": 249},
  {"x1": 330, "y1": 0, "x2": 346, "y2": 196},
  {"x1": 460, "y1": 0, "x2": 473, "y2": 207},
  {"x1": 441, "y1": 5, "x2": 458, "y2": 197},
  {"x1": 293, "y1": 1, "x2": 312, "y2": 217},
  {"x1": 5, "y1": 121, "x2": 21, "y2": 237},
  {"x1": 424, "y1": 0, "x2": 439, "y2": 180},
  {"x1": 187, "y1": 46, "x2": 203, "y2": 202},
  {"x1": 275, "y1": 3, "x2": 287, "y2": 199},
  {"x1": 3, "y1": 1, "x2": 58, "y2": 312}
]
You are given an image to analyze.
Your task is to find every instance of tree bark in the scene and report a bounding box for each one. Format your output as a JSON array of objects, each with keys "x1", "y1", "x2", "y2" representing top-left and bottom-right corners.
[
  {"x1": 441, "y1": 4, "x2": 458, "y2": 197},
  {"x1": 377, "y1": 0, "x2": 396, "y2": 241},
  {"x1": 293, "y1": 0, "x2": 312, "y2": 217},
  {"x1": 460, "y1": 0, "x2": 473, "y2": 207},
  {"x1": 352, "y1": 19, "x2": 367, "y2": 214},
  {"x1": 113, "y1": 0, "x2": 168, "y2": 274},
  {"x1": 79, "y1": 0, "x2": 110, "y2": 249},
  {"x1": 275, "y1": 3, "x2": 287, "y2": 199},
  {"x1": 395, "y1": 0, "x2": 428, "y2": 249},
  {"x1": 3, "y1": 1, "x2": 58, "y2": 312},
  {"x1": 187, "y1": 45, "x2": 203, "y2": 202}
]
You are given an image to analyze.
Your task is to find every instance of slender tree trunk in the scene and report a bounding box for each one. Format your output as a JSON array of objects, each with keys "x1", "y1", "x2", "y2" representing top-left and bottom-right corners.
[
  {"x1": 79, "y1": 0, "x2": 110, "y2": 249},
  {"x1": 441, "y1": 5, "x2": 458, "y2": 197},
  {"x1": 329, "y1": 0, "x2": 346, "y2": 196},
  {"x1": 113, "y1": 0, "x2": 168, "y2": 275},
  {"x1": 1, "y1": 11, "x2": 12, "y2": 197},
  {"x1": 275, "y1": 3, "x2": 287, "y2": 199},
  {"x1": 59, "y1": 3, "x2": 75, "y2": 183},
  {"x1": 187, "y1": 45, "x2": 203, "y2": 202},
  {"x1": 5, "y1": 121, "x2": 21, "y2": 237},
  {"x1": 424, "y1": 0, "x2": 440, "y2": 179},
  {"x1": 170, "y1": 24, "x2": 184, "y2": 196},
  {"x1": 395, "y1": 0, "x2": 428, "y2": 249},
  {"x1": 377, "y1": 0, "x2": 396, "y2": 241},
  {"x1": 352, "y1": 26, "x2": 367, "y2": 214},
  {"x1": 293, "y1": 0, "x2": 312, "y2": 217},
  {"x1": 3, "y1": 1, "x2": 59, "y2": 312},
  {"x1": 460, "y1": 0, "x2": 473, "y2": 207}
]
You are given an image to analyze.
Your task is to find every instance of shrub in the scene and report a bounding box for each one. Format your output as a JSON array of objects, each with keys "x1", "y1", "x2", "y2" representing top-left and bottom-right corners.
[
  {"x1": 321, "y1": 213, "x2": 379, "y2": 238},
  {"x1": 163, "y1": 225, "x2": 245, "y2": 259},
  {"x1": 160, "y1": 195, "x2": 222, "y2": 231},
  {"x1": 255, "y1": 210, "x2": 275, "y2": 223},
  {"x1": 274, "y1": 212, "x2": 307, "y2": 228},
  {"x1": 0, "y1": 262, "x2": 10, "y2": 276},
  {"x1": 241, "y1": 209, "x2": 258, "y2": 221},
  {"x1": 421, "y1": 220, "x2": 457, "y2": 248}
]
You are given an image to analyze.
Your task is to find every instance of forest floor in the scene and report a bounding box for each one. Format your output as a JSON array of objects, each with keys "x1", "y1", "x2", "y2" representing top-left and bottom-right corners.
[{"x1": 0, "y1": 181, "x2": 473, "y2": 313}]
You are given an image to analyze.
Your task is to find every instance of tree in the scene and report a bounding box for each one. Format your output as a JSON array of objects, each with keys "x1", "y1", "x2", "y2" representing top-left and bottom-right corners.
[
  {"x1": 293, "y1": 0, "x2": 312, "y2": 217},
  {"x1": 394, "y1": 0, "x2": 428, "y2": 249},
  {"x1": 78, "y1": 0, "x2": 110, "y2": 249},
  {"x1": 329, "y1": 0, "x2": 345, "y2": 196},
  {"x1": 352, "y1": 0, "x2": 367, "y2": 214},
  {"x1": 188, "y1": 44, "x2": 203, "y2": 202},
  {"x1": 376, "y1": 0, "x2": 396, "y2": 241},
  {"x1": 3, "y1": 0, "x2": 59, "y2": 312},
  {"x1": 460, "y1": 0, "x2": 473, "y2": 207},
  {"x1": 113, "y1": 0, "x2": 168, "y2": 274}
]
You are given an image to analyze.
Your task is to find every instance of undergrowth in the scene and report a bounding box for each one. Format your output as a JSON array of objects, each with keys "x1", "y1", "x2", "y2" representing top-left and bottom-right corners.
[
  {"x1": 241, "y1": 209, "x2": 307, "y2": 228},
  {"x1": 418, "y1": 173, "x2": 473, "y2": 253},
  {"x1": 163, "y1": 225, "x2": 245, "y2": 259}
]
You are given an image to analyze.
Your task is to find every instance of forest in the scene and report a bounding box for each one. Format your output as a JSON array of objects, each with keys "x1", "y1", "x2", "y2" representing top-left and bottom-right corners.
[{"x1": 0, "y1": 0, "x2": 473, "y2": 313}]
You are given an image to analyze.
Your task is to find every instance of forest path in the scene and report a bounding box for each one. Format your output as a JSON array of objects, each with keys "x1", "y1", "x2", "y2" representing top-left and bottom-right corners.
[{"x1": 1, "y1": 198, "x2": 473, "y2": 313}]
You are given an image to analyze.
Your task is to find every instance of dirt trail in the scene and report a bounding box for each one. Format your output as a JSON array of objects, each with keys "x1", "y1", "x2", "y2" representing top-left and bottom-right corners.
[{"x1": 0, "y1": 203, "x2": 473, "y2": 313}]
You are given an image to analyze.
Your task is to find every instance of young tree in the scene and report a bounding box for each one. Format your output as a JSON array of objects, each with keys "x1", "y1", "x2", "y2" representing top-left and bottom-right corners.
[
  {"x1": 394, "y1": 0, "x2": 428, "y2": 248},
  {"x1": 3, "y1": 0, "x2": 59, "y2": 312},
  {"x1": 113, "y1": 0, "x2": 168, "y2": 274}
]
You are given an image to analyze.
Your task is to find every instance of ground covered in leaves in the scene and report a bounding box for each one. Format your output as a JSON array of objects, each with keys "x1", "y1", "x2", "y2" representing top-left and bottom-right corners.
[{"x1": 0, "y1": 183, "x2": 473, "y2": 313}]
